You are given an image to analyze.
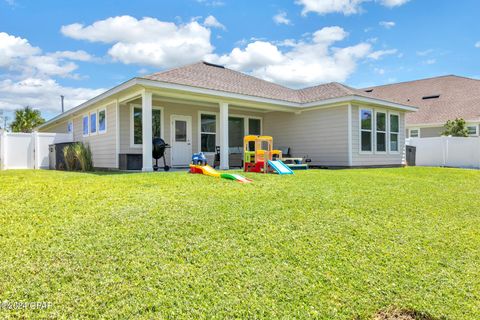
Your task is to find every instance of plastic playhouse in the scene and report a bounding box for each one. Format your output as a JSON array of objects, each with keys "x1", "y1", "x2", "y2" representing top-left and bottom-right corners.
[
  {"x1": 189, "y1": 152, "x2": 252, "y2": 183},
  {"x1": 243, "y1": 135, "x2": 308, "y2": 174}
]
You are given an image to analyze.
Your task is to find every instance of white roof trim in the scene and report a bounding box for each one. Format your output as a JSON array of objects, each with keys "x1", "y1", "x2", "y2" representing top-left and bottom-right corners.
[{"x1": 39, "y1": 77, "x2": 417, "y2": 129}]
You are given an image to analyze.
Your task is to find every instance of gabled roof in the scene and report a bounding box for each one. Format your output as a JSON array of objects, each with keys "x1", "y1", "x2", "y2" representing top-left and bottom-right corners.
[
  {"x1": 142, "y1": 62, "x2": 392, "y2": 104},
  {"x1": 363, "y1": 75, "x2": 480, "y2": 125}
]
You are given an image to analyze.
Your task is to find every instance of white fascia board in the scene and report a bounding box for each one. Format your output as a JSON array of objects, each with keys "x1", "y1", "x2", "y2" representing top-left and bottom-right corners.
[
  {"x1": 37, "y1": 78, "x2": 139, "y2": 130},
  {"x1": 302, "y1": 95, "x2": 418, "y2": 112}
]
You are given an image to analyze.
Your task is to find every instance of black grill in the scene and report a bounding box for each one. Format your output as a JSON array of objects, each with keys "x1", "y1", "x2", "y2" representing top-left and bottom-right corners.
[{"x1": 152, "y1": 138, "x2": 170, "y2": 171}]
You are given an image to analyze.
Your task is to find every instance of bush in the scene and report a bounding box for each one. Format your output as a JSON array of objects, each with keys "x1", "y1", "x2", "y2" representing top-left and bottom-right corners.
[
  {"x1": 63, "y1": 144, "x2": 77, "y2": 171},
  {"x1": 63, "y1": 142, "x2": 93, "y2": 171}
]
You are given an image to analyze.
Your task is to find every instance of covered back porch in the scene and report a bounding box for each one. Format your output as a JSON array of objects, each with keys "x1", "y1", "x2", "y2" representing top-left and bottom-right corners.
[{"x1": 118, "y1": 87, "x2": 292, "y2": 171}]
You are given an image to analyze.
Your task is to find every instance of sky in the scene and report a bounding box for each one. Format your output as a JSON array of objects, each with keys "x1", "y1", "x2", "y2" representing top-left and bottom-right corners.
[{"x1": 1, "y1": 0, "x2": 479, "y2": 123}]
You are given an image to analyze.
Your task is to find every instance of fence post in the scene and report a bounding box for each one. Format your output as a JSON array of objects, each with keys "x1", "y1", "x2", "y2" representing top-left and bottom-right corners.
[
  {"x1": 33, "y1": 131, "x2": 39, "y2": 169},
  {"x1": 0, "y1": 131, "x2": 6, "y2": 170}
]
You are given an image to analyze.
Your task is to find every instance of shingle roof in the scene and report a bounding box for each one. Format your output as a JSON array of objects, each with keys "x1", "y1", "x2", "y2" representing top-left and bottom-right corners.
[
  {"x1": 142, "y1": 61, "x2": 390, "y2": 104},
  {"x1": 363, "y1": 75, "x2": 480, "y2": 125}
]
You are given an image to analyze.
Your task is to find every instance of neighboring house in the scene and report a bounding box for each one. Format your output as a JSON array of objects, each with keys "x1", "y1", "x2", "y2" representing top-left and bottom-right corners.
[
  {"x1": 363, "y1": 75, "x2": 480, "y2": 138},
  {"x1": 38, "y1": 62, "x2": 416, "y2": 170}
]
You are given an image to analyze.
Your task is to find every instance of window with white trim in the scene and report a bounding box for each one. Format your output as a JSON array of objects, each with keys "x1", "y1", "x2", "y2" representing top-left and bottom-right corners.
[
  {"x1": 360, "y1": 109, "x2": 373, "y2": 152},
  {"x1": 376, "y1": 111, "x2": 387, "y2": 152},
  {"x1": 98, "y1": 109, "x2": 106, "y2": 133},
  {"x1": 82, "y1": 115, "x2": 89, "y2": 136},
  {"x1": 67, "y1": 120, "x2": 73, "y2": 134},
  {"x1": 409, "y1": 128, "x2": 420, "y2": 138},
  {"x1": 90, "y1": 112, "x2": 97, "y2": 134},
  {"x1": 200, "y1": 113, "x2": 216, "y2": 153},
  {"x1": 390, "y1": 113, "x2": 400, "y2": 152},
  {"x1": 467, "y1": 125, "x2": 478, "y2": 136},
  {"x1": 131, "y1": 107, "x2": 162, "y2": 145}
]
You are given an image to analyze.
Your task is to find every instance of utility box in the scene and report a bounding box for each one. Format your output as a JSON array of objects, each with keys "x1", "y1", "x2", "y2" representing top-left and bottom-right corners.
[
  {"x1": 406, "y1": 145, "x2": 416, "y2": 166},
  {"x1": 49, "y1": 142, "x2": 75, "y2": 170}
]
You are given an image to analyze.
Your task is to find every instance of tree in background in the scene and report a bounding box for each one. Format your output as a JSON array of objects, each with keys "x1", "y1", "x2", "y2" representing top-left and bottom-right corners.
[
  {"x1": 442, "y1": 118, "x2": 469, "y2": 137},
  {"x1": 10, "y1": 106, "x2": 45, "y2": 133}
]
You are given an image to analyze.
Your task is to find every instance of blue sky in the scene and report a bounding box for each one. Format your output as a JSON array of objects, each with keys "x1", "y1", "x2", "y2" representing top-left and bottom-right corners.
[{"x1": 1, "y1": 0, "x2": 479, "y2": 122}]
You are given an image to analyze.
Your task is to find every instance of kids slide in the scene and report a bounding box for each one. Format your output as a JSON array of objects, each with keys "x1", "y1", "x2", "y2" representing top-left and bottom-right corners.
[
  {"x1": 189, "y1": 164, "x2": 252, "y2": 183},
  {"x1": 267, "y1": 160, "x2": 294, "y2": 175}
]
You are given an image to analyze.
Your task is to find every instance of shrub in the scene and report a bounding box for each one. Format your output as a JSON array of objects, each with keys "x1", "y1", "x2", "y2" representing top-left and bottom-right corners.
[
  {"x1": 73, "y1": 143, "x2": 93, "y2": 172},
  {"x1": 63, "y1": 144, "x2": 77, "y2": 171},
  {"x1": 62, "y1": 142, "x2": 93, "y2": 172}
]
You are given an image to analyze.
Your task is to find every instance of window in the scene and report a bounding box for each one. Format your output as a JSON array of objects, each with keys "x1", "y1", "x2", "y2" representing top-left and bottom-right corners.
[
  {"x1": 200, "y1": 113, "x2": 216, "y2": 152},
  {"x1": 467, "y1": 125, "x2": 478, "y2": 136},
  {"x1": 390, "y1": 113, "x2": 400, "y2": 152},
  {"x1": 82, "y1": 115, "x2": 89, "y2": 136},
  {"x1": 152, "y1": 109, "x2": 161, "y2": 139},
  {"x1": 376, "y1": 111, "x2": 387, "y2": 152},
  {"x1": 409, "y1": 129, "x2": 420, "y2": 138},
  {"x1": 67, "y1": 120, "x2": 73, "y2": 134},
  {"x1": 248, "y1": 118, "x2": 261, "y2": 135},
  {"x1": 90, "y1": 112, "x2": 97, "y2": 134},
  {"x1": 98, "y1": 109, "x2": 106, "y2": 133},
  {"x1": 360, "y1": 109, "x2": 373, "y2": 152},
  {"x1": 131, "y1": 106, "x2": 162, "y2": 146},
  {"x1": 229, "y1": 117, "x2": 245, "y2": 148},
  {"x1": 175, "y1": 120, "x2": 187, "y2": 142}
]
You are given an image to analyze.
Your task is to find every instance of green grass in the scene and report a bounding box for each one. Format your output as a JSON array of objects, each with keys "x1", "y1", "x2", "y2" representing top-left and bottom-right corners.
[{"x1": 0, "y1": 167, "x2": 479, "y2": 319}]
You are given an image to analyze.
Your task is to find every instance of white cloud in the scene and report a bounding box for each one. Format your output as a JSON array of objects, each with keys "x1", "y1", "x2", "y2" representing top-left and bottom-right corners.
[
  {"x1": 61, "y1": 15, "x2": 214, "y2": 69},
  {"x1": 296, "y1": 0, "x2": 410, "y2": 15},
  {"x1": 0, "y1": 32, "x2": 101, "y2": 113},
  {"x1": 424, "y1": 59, "x2": 436, "y2": 65},
  {"x1": 379, "y1": 0, "x2": 410, "y2": 7},
  {"x1": 374, "y1": 67, "x2": 385, "y2": 75},
  {"x1": 0, "y1": 78, "x2": 104, "y2": 113},
  {"x1": 273, "y1": 11, "x2": 292, "y2": 25},
  {"x1": 416, "y1": 49, "x2": 434, "y2": 56},
  {"x1": 379, "y1": 21, "x2": 395, "y2": 29},
  {"x1": 207, "y1": 26, "x2": 372, "y2": 87},
  {"x1": 475, "y1": 42, "x2": 480, "y2": 48},
  {"x1": 203, "y1": 15, "x2": 225, "y2": 30},
  {"x1": 368, "y1": 48, "x2": 398, "y2": 60}
]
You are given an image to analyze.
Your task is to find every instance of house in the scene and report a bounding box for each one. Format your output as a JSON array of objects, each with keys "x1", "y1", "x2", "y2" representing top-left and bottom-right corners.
[
  {"x1": 363, "y1": 75, "x2": 480, "y2": 138},
  {"x1": 37, "y1": 62, "x2": 417, "y2": 170}
]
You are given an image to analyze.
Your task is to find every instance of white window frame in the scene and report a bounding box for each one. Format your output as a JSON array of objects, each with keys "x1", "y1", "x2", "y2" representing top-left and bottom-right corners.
[
  {"x1": 466, "y1": 124, "x2": 478, "y2": 137},
  {"x1": 129, "y1": 104, "x2": 164, "y2": 148},
  {"x1": 409, "y1": 128, "x2": 420, "y2": 138},
  {"x1": 98, "y1": 108, "x2": 107, "y2": 134},
  {"x1": 359, "y1": 108, "x2": 374, "y2": 154},
  {"x1": 374, "y1": 109, "x2": 387, "y2": 154},
  {"x1": 67, "y1": 119, "x2": 73, "y2": 134},
  {"x1": 388, "y1": 111, "x2": 400, "y2": 154},
  {"x1": 82, "y1": 114, "x2": 89, "y2": 137},
  {"x1": 198, "y1": 111, "x2": 219, "y2": 154},
  {"x1": 90, "y1": 111, "x2": 97, "y2": 135}
]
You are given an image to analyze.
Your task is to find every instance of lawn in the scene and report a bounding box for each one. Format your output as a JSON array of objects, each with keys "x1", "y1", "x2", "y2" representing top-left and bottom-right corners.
[{"x1": 0, "y1": 167, "x2": 479, "y2": 319}]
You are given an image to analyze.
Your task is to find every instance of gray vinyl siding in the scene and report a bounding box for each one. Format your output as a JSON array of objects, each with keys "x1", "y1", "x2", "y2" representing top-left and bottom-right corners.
[
  {"x1": 351, "y1": 104, "x2": 405, "y2": 166},
  {"x1": 73, "y1": 101, "x2": 117, "y2": 169},
  {"x1": 263, "y1": 106, "x2": 349, "y2": 166}
]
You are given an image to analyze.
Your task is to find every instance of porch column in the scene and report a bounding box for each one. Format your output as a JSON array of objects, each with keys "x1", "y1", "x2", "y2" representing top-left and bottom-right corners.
[
  {"x1": 142, "y1": 90, "x2": 153, "y2": 172},
  {"x1": 219, "y1": 102, "x2": 229, "y2": 170}
]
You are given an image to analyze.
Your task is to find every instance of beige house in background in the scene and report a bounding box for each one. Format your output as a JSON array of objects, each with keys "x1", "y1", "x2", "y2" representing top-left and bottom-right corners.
[
  {"x1": 363, "y1": 75, "x2": 480, "y2": 138},
  {"x1": 38, "y1": 62, "x2": 417, "y2": 171}
]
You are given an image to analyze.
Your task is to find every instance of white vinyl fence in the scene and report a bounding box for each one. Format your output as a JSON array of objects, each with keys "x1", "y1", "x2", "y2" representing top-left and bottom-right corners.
[
  {"x1": 407, "y1": 137, "x2": 480, "y2": 169},
  {"x1": 0, "y1": 131, "x2": 73, "y2": 170}
]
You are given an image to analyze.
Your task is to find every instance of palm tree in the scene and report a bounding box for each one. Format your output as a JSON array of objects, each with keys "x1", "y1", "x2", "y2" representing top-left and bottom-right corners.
[{"x1": 10, "y1": 106, "x2": 45, "y2": 133}]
